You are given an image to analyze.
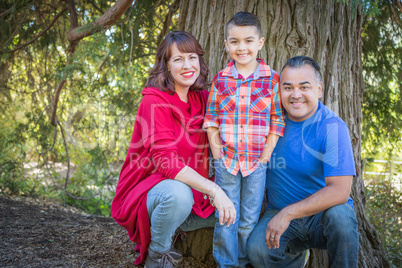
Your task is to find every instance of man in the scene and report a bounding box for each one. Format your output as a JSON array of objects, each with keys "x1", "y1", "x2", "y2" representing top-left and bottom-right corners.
[{"x1": 247, "y1": 56, "x2": 359, "y2": 268}]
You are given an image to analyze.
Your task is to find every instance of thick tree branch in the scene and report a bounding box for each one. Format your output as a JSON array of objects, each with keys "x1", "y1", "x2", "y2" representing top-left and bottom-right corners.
[
  {"x1": 5, "y1": 7, "x2": 68, "y2": 54},
  {"x1": 67, "y1": 0, "x2": 135, "y2": 45}
]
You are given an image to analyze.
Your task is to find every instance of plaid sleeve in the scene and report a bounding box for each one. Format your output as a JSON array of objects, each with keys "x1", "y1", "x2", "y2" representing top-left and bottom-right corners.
[
  {"x1": 203, "y1": 79, "x2": 220, "y2": 129},
  {"x1": 269, "y1": 83, "x2": 285, "y2": 136}
]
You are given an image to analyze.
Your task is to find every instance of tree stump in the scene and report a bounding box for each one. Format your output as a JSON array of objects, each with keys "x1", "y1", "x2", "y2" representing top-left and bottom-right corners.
[{"x1": 175, "y1": 228, "x2": 216, "y2": 267}]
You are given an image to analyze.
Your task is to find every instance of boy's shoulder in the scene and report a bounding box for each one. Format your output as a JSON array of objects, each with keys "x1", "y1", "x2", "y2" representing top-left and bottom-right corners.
[{"x1": 258, "y1": 61, "x2": 280, "y2": 83}]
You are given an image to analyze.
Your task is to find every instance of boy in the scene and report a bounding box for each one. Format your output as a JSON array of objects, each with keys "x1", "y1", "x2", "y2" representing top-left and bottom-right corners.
[{"x1": 203, "y1": 12, "x2": 285, "y2": 268}]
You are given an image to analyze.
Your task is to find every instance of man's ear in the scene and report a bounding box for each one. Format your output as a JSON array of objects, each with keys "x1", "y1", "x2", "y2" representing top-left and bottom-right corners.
[{"x1": 318, "y1": 82, "x2": 323, "y2": 98}]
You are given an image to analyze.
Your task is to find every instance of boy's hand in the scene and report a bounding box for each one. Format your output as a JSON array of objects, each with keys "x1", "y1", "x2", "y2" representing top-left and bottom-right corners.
[{"x1": 259, "y1": 156, "x2": 269, "y2": 164}]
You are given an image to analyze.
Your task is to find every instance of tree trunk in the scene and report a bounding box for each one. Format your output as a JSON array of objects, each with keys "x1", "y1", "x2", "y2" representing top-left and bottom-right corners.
[{"x1": 176, "y1": 1, "x2": 390, "y2": 267}]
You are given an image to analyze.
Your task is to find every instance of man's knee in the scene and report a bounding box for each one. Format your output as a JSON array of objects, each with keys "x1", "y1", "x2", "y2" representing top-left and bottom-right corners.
[{"x1": 322, "y1": 204, "x2": 358, "y2": 237}]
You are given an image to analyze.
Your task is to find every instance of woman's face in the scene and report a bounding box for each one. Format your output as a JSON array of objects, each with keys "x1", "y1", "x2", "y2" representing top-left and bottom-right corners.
[{"x1": 167, "y1": 43, "x2": 200, "y2": 92}]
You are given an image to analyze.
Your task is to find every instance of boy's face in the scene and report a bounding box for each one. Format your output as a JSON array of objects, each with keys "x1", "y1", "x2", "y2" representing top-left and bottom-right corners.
[{"x1": 225, "y1": 25, "x2": 264, "y2": 70}]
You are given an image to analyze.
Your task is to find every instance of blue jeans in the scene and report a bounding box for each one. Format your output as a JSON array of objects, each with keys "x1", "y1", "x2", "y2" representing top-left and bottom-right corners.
[
  {"x1": 247, "y1": 204, "x2": 359, "y2": 268},
  {"x1": 213, "y1": 159, "x2": 267, "y2": 268},
  {"x1": 146, "y1": 179, "x2": 215, "y2": 253}
]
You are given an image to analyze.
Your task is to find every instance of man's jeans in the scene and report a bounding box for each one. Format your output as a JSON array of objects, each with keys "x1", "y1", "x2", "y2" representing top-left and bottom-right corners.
[
  {"x1": 213, "y1": 158, "x2": 267, "y2": 268},
  {"x1": 247, "y1": 204, "x2": 359, "y2": 268},
  {"x1": 147, "y1": 179, "x2": 215, "y2": 253}
]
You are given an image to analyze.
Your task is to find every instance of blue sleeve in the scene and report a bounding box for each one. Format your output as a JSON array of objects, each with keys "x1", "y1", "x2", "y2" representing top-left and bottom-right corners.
[{"x1": 323, "y1": 121, "x2": 356, "y2": 177}]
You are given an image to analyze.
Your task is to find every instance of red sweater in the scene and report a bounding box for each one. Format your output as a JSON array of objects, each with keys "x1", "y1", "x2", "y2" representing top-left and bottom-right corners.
[{"x1": 111, "y1": 87, "x2": 215, "y2": 265}]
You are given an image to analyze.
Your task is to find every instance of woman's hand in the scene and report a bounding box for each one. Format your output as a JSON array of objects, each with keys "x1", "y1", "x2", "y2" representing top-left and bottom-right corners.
[{"x1": 212, "y1": 187, "x2": 236, "y2": 227}]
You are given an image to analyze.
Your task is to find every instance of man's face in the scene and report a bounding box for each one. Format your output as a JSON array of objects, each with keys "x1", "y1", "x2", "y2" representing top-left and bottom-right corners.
[{"x1": 280, "y1": 65, "x2": 322, "y2": 122}]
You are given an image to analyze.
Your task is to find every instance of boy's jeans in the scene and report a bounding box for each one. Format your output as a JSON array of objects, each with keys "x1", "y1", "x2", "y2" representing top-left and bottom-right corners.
[
  {"x1": 247, "y1": 204, "x2": 359, "y2": 268},
  {"x1": 213, "y1": 158, "x2": 267, "y2": 268},
  {"x1": 146, "y1": 179, "x2": 215, "y2": 253}
]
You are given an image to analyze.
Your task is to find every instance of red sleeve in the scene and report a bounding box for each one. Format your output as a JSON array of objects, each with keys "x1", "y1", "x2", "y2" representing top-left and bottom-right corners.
[{"x1": 139, "y1": 95, "x2": 186, "y2": 179}]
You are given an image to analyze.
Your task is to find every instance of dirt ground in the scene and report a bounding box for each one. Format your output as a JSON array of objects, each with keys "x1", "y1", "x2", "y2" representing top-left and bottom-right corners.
[{"x1": 0, "y1": 194, "x2": 208, "y2": 268}]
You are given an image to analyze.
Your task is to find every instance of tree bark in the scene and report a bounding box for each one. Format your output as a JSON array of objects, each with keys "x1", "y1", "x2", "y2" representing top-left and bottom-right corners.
[{"x1": 176, "y1": 1, "x2": 390, "y2": 267}]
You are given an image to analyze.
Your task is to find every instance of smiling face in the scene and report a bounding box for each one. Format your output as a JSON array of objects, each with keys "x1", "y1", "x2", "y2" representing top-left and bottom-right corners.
[
  {"x1": 280, "y1": 65, "x2": 323, "y2": 122},
  {"x1": 224, "y1": 25, "x2": 264, "y2": 72},
  {"x1": 167, "y1": 43, "x2": 200, "y2": 92}
]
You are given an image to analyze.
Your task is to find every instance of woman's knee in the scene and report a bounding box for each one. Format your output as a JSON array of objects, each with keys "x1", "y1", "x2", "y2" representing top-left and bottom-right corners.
[{"x1": 147, "y1": 180, "x2": 194, "y2": 217}]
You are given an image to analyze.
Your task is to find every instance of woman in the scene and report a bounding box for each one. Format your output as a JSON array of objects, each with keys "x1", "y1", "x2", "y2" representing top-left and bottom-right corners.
[{"x1": 111, "y1": 31, "x2": 236, "y2": 267}]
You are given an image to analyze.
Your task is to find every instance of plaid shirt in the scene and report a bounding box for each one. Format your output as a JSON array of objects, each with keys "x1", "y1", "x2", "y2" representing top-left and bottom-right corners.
[{"x1": 204, "y1": 59, "x2": 285, "y2": 176}]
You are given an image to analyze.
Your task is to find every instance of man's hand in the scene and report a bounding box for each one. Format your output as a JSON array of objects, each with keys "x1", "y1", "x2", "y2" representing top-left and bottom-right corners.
[{"x1": 265, "y1": 211, "x2": 291, "y2": 249}]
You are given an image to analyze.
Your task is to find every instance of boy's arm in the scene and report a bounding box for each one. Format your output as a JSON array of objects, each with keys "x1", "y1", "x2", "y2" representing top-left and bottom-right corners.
[
  {"x1": 259, "y1": 133, "x2": 280, "y2": 163},
  {"x1": 269, "y1": 83, "x2": 286, "y2": 137},
  {"x1": 204, "y1": 78, "x2": 222, "y2": 159},
  {"x1": 207, "y1": 127, "x2": 222, "y2": 159}
]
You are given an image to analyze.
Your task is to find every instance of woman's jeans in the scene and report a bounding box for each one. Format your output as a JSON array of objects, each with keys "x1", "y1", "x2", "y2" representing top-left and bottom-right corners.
[
  {"x1": 146, "y1": 179, "x2": 215, "y2": 253},
  {"x1": 213, "y1": 158, "x2": 267, "y2": 268},
  {"x1": 247, "y1": 204, "x2": 359, "y2": 268}
]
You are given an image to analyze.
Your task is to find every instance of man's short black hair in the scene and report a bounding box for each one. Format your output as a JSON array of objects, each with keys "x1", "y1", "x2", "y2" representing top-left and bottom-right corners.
[
  {"x1": 225, "y1": 12, "x2": 262, "y2": 39},
  {"x1": 281, "y1": 56, "x2": 322, "y2": 82}
]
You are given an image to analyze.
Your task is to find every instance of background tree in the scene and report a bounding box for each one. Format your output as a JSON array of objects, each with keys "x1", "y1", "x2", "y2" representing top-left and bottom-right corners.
[{"x1": 0, "y1": 0, "x2": 399, "y2": 267}]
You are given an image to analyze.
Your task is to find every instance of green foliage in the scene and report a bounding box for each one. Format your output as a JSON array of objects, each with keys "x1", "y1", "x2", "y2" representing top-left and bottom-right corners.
[
  {"x1": 361, "y1": 0, "x2": 402, "y2": 158},
  {"x1": 364, "y1": 162, "x2": 402, "y2": 267},
  {"x1": 0, "y1": 0, "x2": 178, "y2": 214}
]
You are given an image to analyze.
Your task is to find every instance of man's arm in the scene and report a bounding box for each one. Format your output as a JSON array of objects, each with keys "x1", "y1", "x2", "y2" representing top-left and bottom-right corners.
[{"x1": 265, "y1": 175, "x2": 353, "y2": 249}]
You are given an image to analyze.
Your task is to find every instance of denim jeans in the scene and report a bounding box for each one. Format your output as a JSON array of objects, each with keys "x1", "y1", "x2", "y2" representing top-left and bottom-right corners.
[
  {"x1": 247, "y1": 204, "x2": 359, "y2": 268},
  {"x1": 213, "y1": 158, "x2": 267, "y2": 268},
  {"x1": 146, "y1": 179, "x2": 215, "y2": 253}
]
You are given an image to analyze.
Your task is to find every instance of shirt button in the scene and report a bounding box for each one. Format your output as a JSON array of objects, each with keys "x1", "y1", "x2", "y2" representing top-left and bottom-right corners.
[
  {"x1": 240, "y1": 140, "x2": 242, "y2": 143},
  {"x1": 241, "y1": 96, "x2": 244, "y2": 99},
  {"x1": 240, "y1": 125, "x2": 243, "y2": 128}
]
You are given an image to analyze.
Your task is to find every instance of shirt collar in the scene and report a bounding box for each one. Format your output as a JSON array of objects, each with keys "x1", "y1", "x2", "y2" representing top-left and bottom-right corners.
[{"x1": 222, "y1": 58, "x2": 272, "y2": 79}]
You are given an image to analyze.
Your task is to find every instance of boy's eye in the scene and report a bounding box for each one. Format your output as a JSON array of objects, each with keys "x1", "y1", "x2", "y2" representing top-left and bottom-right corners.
[
  {"x1": 247, "y1": 40, "x2": 254, "y2": 43},
  {"x1": 230, "y1": 41, "x2": 237, "y2": 44}
]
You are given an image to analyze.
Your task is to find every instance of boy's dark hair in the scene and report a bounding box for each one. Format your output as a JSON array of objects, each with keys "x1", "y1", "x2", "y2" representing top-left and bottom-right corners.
[
  {"x1": 281, "y1": 56, "x2": 322, "y2": 82},
  {"x1": 225, "y1": 12, "x2": 262, "y2": 39}
]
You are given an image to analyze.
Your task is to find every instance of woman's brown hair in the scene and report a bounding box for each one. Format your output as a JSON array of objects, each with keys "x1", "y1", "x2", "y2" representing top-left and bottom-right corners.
[{"x1": 145, "y1": 31, "x2": 209, "y2": 93}]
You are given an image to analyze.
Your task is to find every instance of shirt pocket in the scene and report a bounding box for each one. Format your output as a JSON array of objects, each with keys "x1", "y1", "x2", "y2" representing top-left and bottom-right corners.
[
  {"x1": 218, "y1": 87, "x2": 237, "y2": 112},
  {"x1": 250, "y1": 87, "x2": 272, "y2": 113}
]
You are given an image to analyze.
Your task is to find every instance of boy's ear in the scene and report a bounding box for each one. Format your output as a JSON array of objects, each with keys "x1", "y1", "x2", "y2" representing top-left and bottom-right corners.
[
  {"x1": 258, "y1": 37, "x2": 265, "y2": 50},
  {"x1": 224, "y1": 40, "x2": 229, "y2": 51}
]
